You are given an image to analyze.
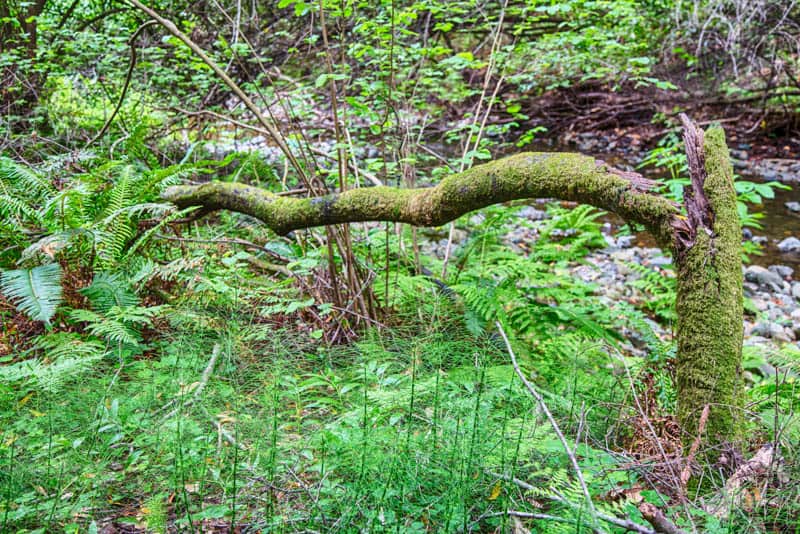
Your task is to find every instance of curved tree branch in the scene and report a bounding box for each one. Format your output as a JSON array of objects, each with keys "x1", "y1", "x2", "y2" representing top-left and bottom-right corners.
[{"x1": 163, "y1": 152, "x2": 679, "y2": 247}]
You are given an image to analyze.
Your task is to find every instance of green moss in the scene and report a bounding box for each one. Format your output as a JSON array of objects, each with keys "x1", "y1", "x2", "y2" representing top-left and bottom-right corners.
[
  {"x1": 163, "y1": 153, "x2": 677, "y2": 240},
  {"x1": 675, "y1": 126, "x2": 743, "y2": 445}
]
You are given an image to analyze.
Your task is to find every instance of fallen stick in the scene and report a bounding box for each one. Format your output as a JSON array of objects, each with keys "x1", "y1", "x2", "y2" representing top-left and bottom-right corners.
[
  {"x1": 159, "y1": 343, "x2": 221, "y2": 422},
  {"x1": 496, "y1": 321, "x2": 599, "y2": 525}
]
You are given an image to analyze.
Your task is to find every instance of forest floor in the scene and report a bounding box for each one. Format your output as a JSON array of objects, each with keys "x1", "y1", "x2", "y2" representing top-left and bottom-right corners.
[{"x1": 2, "y1": 83, "x2": 800, "y2": 532}]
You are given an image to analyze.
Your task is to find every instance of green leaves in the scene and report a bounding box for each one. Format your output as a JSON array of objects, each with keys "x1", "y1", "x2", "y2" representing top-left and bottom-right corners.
[
  {"x1": 0, "y1": 264, "x2": 63, "y2": 325},
  {"x1": 80, "y1": 272, "x2": 139, "y2": 313}
]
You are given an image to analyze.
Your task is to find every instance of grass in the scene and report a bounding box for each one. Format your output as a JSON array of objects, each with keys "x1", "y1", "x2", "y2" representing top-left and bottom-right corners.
[
  {"x1": 2, "y1": 205, "x2": 799, "y2": 533},
  {"x1": 0, "y1": 306, "x2": 556, "y2": 532}
]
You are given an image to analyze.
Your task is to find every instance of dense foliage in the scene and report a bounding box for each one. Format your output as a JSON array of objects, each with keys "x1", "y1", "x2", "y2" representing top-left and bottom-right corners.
[{"x1": 1, "y1": 0, "x2": 799, "y2": 532}]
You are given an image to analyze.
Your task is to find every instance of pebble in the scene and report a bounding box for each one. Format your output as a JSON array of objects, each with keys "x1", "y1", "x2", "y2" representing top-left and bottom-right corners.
[
  {"x1": 745, "y1": 265, "x2": 785, "y2": 292},
  {"x1": 518, "y1": 207, "x2": 549, "y2": 221},
  {"x1": 786, "y1": 202, "x2": 800, "y2": 212},
  {"x1": 778, "y1": 237, "x2": 800, "y2": 253},
  {"x1": 769, "y1": 265, "x2": 794, "y2": 279}
]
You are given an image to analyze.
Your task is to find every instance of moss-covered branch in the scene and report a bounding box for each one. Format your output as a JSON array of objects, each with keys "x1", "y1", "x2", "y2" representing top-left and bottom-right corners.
[{"x1": 164, "y1": 152, "x2": 678, "y2": 246}]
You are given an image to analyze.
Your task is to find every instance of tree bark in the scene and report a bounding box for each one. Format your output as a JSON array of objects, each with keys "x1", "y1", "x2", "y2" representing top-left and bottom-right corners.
[{"x1": 162, "y1": 124, "x2": 743, "y2": 447}]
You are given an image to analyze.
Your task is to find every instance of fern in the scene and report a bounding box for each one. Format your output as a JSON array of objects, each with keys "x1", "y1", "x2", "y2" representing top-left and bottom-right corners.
[
  {"x1": 97, "y1": 165, "x2": 135, "y2": 269},
  {"x1": 626, "y1": 262, "x2": 676, "y2": 321},
  {"x1": 0, "y1": 333, "x2": 106, "y2": 393},
  {"x1": 0, "y1": 264, "x2": 63, "y2": 325},
  {"x1": 80, "y1": 272, "x2": 139, "y2": 313},
  {"x1": 0, "y1": 156, "x2": 55, "y2": 200},
  {"x1": 68, "y1": 304, "x2": 163, "y2": 353}
]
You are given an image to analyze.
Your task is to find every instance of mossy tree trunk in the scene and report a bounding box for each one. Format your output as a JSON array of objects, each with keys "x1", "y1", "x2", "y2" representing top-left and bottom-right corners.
[
  {"x1": 163, "y1": 119, "x2": 743, "y2": 446},
  {"x1": 673, "y1": 119, "x2": 744, "y2": 443}
]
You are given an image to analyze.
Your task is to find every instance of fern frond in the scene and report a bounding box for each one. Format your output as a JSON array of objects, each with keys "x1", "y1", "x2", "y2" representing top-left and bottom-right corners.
[
  {"x1": 0, "y1": 193, "x2": 44, "y2": 225},
  {"x1": 19, "y1": 229, "x2": 96, "y2": 263},
  {"x1": 121, "y1": 206, "x2": 198, "y2": 262},
  {"x1": 0, "y1": 264, "x2": 63, "y2": 325},
  {"x1": 0, "y1": 156, "x2": 55, "y2": 199},
  {"x1": 81, "y1": 272, "x2": 139, "y2": 313},
  {"x1": 68, "y1": 308, "x2": 140, "y2": 346},
  {"x1": 0, "y1": 333, "x2": 106, "y2": 393},
  {"x1": 99, "y1": 202, "x2": 175, "y2": 226}
]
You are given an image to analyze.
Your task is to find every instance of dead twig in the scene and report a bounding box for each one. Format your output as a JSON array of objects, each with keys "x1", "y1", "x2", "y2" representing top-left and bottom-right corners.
[
  {"x1": 638, "y1": 503, "x2": 688, "y2": 534},
  {"x1": 680, "y1": 404, "x2": 710, "y2": 487},
  {"x1": 496, "y1": 321, "x2": 599, "y2": 526},
  {"x1": 488, "y1": 471, "x2": 657, "y2": 534}
]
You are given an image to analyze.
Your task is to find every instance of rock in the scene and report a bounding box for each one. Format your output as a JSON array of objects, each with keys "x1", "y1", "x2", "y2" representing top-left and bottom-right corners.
[
  {"x1": 786, "y1": 201, "x2": 800, "y2": 213},
  {"x1": 777, "y1": 327, "x2": 796, "y2": 343},
  {"x1": 791, "y1": 308, "x2": 800, "y2": 321},
  {"x1": 757, "y1": 363, "x2": 779, "y2": 377},
  {"x1": 733, "y1": 159, "x2": 748, "y2": 170},
  {"x1": 647, "y1": 255, "x2": 672, "y2": 267},
  {"x1": 744, "y1": 335, "x2": 770, "y2": 345},
  {"x1": 778, "y1": 237, "x2": 800, "y2": 253},
  {"x1": 742, "y1": 228, "x2": 753, "y2": 240},
  {"x1": 745, "y1": 265, "x2": 785, "y2": 292},
  {"x1": 762, "y1": 169, "x2": 778, "y2": 181},
  {"x1": 518, "y1": 206, "x2": 549, "y2": 221},
  {"x1": 792, "y1": 282, "x2": 800, "y2": 300},
  {"x1": 610, "y1": 249, "x2": 637, "y2": 263},
  {"x1": 752, "y1": 236, "x2": 768, "y2": 245},
  {"x1": 752, "y1": 321, "x2": 789, "y2": 341},
  {"x1": 730, "y1": 149, "x2": 749, "y2": 160},
  {"x1": 616, "y1": 235, "x2": 635, "y2": 249},
  {"x1": 769, "y1": 265, "x2": 794, "y2": 279}
]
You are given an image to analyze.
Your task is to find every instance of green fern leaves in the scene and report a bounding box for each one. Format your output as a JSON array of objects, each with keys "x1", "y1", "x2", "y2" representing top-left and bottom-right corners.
[
  {"x1": 0, "y1": 264, "x2": 64, "y2": 325},
  {"x1": 80, "y1": 272, "x2": 139, "y2": 313}
]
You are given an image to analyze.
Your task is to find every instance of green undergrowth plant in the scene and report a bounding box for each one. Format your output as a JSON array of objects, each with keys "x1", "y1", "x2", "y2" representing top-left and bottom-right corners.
[{"x1": 0, "y1": 300, "x2": 660, "y2": 532}]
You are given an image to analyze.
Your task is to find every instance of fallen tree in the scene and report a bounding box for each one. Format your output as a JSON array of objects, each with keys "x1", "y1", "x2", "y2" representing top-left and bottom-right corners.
[{"x1": 164, "y1": 116, "x2": 743, "y2": 447}]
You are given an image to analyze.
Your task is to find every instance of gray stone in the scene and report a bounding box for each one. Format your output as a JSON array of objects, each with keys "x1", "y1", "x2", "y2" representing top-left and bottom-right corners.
[
  {"x1": 518, "y1": 206, "x2": 549, "y2": 221},
  {"x1": 752, "y1": 236, "x2": 768, "y2": 245},
  {"x1": 776, "y1": 327, "x2": 795, "y2": 343},
  {"x1": 616, "y1": 235, "x2": 635, "y2": 248},
  {"x1": 647, "y1": 255, "x2": 672, "y2": 267},
  {"x1": 752, "y1": 321, "x2": 789, "y2": 340},
  {"x1": 610, "y1": 249, "x2": 637, "y2": 263},
  {"x1": 769, "y1": 265, "x2": 794, "y2": 279},
  {"x1": 745, "y1": 265, "x2": 785, "y2": 291},
  {"x1": 778, "y1": 237, "x2": 800, "y2": 253},
  {"x1": 793, "y1": 282, "x2": 800, "y2": 300},
  {"x1": 786, "y1": 201, "x2": 800, "y2": 212},
  {"x1": 733, "y1": 159, "x2": 748, "y2": 170}
]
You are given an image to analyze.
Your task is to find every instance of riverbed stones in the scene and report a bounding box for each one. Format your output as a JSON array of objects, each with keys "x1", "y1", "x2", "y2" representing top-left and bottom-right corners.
[
  {"x1": 769, "y1": 265, "x2": 794, "y2": 279},
  {"x1": 778, "y1": 237, "x2": 800, "y2": 252},
  {"x1": 745, "y1": 265, "x2": 786, "y2": 292}
]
